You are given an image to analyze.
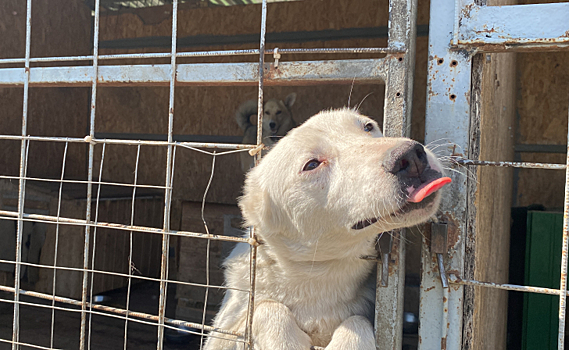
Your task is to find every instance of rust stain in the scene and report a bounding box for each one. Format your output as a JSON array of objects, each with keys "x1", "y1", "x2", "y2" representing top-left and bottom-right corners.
[
  {"x1": 424, "y1": 286, "x2": 436, "y2": 292},
  {"x1": 475, "y1": 27, "x2": 497, "y2": 36},
  {"x1": 461, "y1": 2, "x2": 475, "y2": 19},
  {"x1": 438, "y1": 212, "x2": 460, "y2": 249},
  {"x1": 456, "y1": 40, "x2": 569, "y2": 53},
  {"x1": 441, "y1": 338, "x2": 447, "y2": 350},
  {"x1": 450, "y1": 144, "x2": 460, "y2": 157}
]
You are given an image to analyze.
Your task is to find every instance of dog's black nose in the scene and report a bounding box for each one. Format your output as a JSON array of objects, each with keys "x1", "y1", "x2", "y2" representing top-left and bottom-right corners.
[
  {"x1": 269, "y1": 121, "x2": 277, "y2": 129},
  {"x1": 383, "y1": 141, "x2": 428, "y2": 177}
]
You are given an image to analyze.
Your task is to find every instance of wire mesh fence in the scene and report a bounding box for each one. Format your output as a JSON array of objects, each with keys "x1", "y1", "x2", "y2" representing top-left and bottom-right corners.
[
  {"x1": 2, "y1": 0, "x2": 568, "y2": 349},
  {"x1": 0, "y1": 0, "x2": 405, "y2": 349}
]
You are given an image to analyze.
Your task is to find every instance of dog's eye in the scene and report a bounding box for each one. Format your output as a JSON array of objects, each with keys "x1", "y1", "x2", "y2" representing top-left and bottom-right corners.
[
  {"x1": 276, "y1": 110, "x2": 282, "y2": 115},
  {"x1": 303, "y1": 159, "x2": 321, "y2": 172},
  {"x1": 364, "y1": 122, "x2": 374, "y2": 132},
  {"x1": 264, "y1": 111, "x2": 269, "y2": 115}
]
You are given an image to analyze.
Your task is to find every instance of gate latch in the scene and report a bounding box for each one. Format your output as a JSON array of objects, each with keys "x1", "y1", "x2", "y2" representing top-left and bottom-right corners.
[
  {"x1": 431, "y1": 222, "x2": 449, "y2": 288},
  {"x1": 377, "y1": 232, "x2": 393, "y2": 287}
]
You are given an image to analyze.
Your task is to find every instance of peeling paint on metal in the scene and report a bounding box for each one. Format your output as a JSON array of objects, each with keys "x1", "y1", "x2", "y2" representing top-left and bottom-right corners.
[{"x1": 457, "y1": 3, "x2": 569, "y2": 52}]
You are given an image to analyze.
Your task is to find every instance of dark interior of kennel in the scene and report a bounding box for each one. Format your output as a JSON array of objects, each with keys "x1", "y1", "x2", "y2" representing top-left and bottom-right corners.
[{"x1": 0, "y1": 0, "x2": 568, "y2": 349}]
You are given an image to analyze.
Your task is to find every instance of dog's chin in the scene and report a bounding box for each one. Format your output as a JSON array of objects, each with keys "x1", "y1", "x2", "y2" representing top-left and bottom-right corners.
[{"x1": 351, "y1": 192, "x2": 440, "y2": 231}]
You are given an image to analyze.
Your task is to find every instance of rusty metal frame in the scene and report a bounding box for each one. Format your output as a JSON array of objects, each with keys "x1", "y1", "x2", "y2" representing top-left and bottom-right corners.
[
  {"x1": 373, "y1": 0, "x2": 418, "y2": 347},
  {"x1": 422, "y1": 0, "x2": 569, "y2": 348},
  {"x1": 420, "y1": 0, "x2": 473, "y2": 346},
  {"x1": 0, "y1": 59, "x2": 391, "y2": 87},
  {"x1": 455, "y1": 2, "x2": 569, "y2": 52}
]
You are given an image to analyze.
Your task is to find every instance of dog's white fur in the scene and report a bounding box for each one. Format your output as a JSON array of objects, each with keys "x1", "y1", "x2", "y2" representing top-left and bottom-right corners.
[
  {"x1": 235, "y1": 93, "x2": 297, "y2": 172},
  {"x1": 205, "y1": 109, "x2": 444, "y2": 350}
]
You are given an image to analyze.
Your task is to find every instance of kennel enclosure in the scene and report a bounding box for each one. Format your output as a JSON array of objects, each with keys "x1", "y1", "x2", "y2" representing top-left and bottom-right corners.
[{"x1": 0, "y1": 0, "x2": 568, "y2": 349}]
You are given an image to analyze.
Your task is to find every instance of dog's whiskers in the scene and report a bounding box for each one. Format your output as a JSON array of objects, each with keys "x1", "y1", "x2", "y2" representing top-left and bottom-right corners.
[
  {"x1": 347, "y1": 76, "x2": 356, "y2": 108},
  {"x1": 355, "y1": 92, "x2": 374, "y2": 111}
]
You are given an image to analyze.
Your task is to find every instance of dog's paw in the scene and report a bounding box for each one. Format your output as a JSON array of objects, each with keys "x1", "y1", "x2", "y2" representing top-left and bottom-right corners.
[{"x1": 325, "y1": 316, "x2": 375, "y2": 350}]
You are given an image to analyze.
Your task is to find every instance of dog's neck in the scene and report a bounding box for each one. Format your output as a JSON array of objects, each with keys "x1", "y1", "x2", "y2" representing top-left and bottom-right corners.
[{"x1": 258, "y1": 229, "x2": 377, "y2": 273}]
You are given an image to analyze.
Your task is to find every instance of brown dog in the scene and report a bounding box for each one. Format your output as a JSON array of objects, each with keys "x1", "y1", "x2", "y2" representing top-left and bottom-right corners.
[{"x1": 235, "y1": 93, "x2": 296, "y2": 172}]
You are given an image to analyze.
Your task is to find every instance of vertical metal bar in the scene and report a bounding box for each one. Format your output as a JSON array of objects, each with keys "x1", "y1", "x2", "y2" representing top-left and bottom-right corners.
[
  {"x1": 12, "y1": 0, "x2": 32, "y2": 348},
  {"x1": 255, "y1": 1, "x2": 267, "y2": 148},
  {"x1": 200, "y1": 152, "x2": 216, "y2": 350},
  {"x1": 558, "y1": 106, "x2": 569, "y2": 350},
  {"x1": 50, "y1": 142, "x2": 69, "y2": 348},
  {"x1": 375, "y1": 0, "x2": 416, "y2": 347},
  {"x1": 245, "y1": 1, "x2": 267, "y2": 349},
  {"x1": 87, "y1": 143, "x2": 106, "y2": 350},
  {"x1": 80, "y1": 0, "x2": 100, "y2": 348},
  {"x1": 123, "y1": 144, "x2": 141, "y2": 350},
  {"x1": 157, "y1": 0, "x2": 178, "y2": 347},
  {"x1": 419, "y1": 0, "x2": 473, "y2": 345}
]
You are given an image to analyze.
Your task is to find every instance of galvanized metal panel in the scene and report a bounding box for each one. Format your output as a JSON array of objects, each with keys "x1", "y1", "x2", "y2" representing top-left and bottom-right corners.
[
  {"x1": 265, "y1": 59, "x2": 389, "y2": 85},
  {"x1": 0, "y1": 60, "x2": 388, "y2": 88},
  {"x1": 420, "y1": 0, "x2": 473, "y2": 346},
  {"x1": 457, "y1": 3, "x2": 569, "y2": 51}
]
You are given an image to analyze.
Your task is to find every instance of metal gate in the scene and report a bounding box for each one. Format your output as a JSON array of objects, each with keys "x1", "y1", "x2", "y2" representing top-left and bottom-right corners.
[
  {"x1": 0, "y1": 0, "x2": 418, "y2": 349},
  {"x1": 421, "y1": 0, "x2": 569, "y2": 349}
]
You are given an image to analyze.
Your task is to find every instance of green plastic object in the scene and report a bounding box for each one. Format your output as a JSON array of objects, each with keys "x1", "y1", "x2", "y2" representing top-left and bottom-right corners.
[{"x1": 523, "y1": 211, "x2": 565, "y2": 350}]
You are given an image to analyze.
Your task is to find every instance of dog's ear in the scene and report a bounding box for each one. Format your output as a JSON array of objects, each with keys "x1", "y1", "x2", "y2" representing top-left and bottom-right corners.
[
  {"x1": 284, "y1": 93, "x2": 296, "y2": 108},
  {"x1": 238, "y1": 170, "x2": 272, "y2": 229}
]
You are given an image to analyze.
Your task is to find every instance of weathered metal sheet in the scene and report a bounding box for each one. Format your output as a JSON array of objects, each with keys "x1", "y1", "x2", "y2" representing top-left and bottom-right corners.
[
  {"x1": 374, "y1": 0, "x2": 417, "y2": 347},
  {"x1": 457, "y1": 3, "x2": 569, "y2": 51},
  {"x1": 265, "y1": 59, "x2": 389, "y2": 85},
  {"x1": 0, "y1": 60, "x2": 388, "y2": 88},
  {"x1": 420, "y1": 0, "x2": 473, "y2": 346}
]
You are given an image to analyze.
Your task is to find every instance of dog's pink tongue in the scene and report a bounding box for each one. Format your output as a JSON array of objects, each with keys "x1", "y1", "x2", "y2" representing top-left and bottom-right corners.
[{"x1": 408, "y1": 177, "x2": 452, "y2": 203}]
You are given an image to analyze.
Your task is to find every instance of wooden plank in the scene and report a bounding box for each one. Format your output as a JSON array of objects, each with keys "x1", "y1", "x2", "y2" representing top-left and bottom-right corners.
[
  {"x1": 175, "y1": 201, "x2": 241, "y2": 322},
  {"x1": 0, "y1": 0, "x2": 92, "y2": 181},
  {"x1": 465, "y1": 0, "x2": 517, "y2": 346}
]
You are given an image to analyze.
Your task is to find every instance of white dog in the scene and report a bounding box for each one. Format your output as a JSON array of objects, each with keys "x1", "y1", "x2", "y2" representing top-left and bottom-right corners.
[{"x1": 205, "y1": 109, "x2": 449, "y2": 350}]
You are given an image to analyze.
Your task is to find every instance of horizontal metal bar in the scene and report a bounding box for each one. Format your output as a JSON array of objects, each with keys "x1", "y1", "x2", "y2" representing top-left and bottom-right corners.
[
  {"x1": 0, "y1": 135, "x2": 256, "y2": 151},
  {"x1": 0, "y1": 46, "x2": 398, "y2": 65},
  {"x1": 515, "y1": 144, "x2": 568, "y2": 154},
  {"x1": 0, "y1": 210, "x2": 257, "y2": 245},
  {"x1": 95, "y1": 132, "x2": 243, "y2": 144},
  {"x1": 0, "y1": 259, "x2": 249, "y2": 293},
  {"x1": 453, "y1": 156, "x2": 566, "y2": 170},
  {"x1": 0, "y1": 59, "x2": 389, "y2": 87},
  {"x1": 0, "y1": 338, "x2": 59, "y2": 350},
  {"x1": 0, "y1": 285, "x2": 244, "y2": 338},
  {"x1": 457, "y1": 3, "x2": 569, "y2": 52},
  {"x1": 449, "y1": 274, "x2": 569, "y2": 296},
  {"x1": 0, "y1": 295, "x2": 242, "y2": 344},
  {"x1": 0, "y1": 174, "x2": 169, "y2": 191},
  {"x1": 99, "y1": 25, "x2": 429, "y2": 50}
]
